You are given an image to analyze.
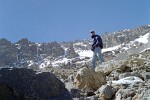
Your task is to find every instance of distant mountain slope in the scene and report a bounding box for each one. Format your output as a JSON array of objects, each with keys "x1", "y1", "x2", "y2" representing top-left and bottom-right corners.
[{"x1": 0, "y1": 25, "x2": 150, "y2": 69}]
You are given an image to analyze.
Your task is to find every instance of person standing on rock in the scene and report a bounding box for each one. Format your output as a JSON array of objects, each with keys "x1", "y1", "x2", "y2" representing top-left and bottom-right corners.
[{"x1": 90, "y1": 30, "x2": 104, "y2": 70}]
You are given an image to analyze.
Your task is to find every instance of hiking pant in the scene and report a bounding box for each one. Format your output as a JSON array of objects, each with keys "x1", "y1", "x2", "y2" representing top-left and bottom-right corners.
[{"x1": 92, "y1": 47, "x2": 104, "y2": 69}]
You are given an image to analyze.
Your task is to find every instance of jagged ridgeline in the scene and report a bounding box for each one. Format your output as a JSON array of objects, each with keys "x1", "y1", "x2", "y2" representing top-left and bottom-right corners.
[
  {"x1": 0, "y1": 25, "x2": 150, "y2": 100},
  {"x1": 0, "y1": 25, "x2": 150, "y2": 68}
]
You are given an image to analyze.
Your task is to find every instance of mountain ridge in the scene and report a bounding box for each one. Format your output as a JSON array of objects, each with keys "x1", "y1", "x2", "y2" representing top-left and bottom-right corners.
[{"x1": 0, "y1": 25, "x2": 150, "y2": 69}]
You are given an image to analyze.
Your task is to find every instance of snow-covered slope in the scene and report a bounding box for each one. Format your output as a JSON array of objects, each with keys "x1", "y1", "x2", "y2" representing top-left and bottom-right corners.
[{"x1": 36, "y1": 32, "x2": 150, "y2": 69}]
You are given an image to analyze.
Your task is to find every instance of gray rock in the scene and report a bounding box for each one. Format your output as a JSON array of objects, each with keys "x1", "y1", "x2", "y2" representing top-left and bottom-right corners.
[
  {"x1": 73, "y1": 98, "x2": 83, "y2": 100},
  {"x1": 115, "y1": 89, "x2": 136, "y2": 100},
  {"x1": 0, "y1": 38, "x2": 17, "y2": 66},
  {"x1": 138, "y1": 88, "x2": 150, "y2": 100},
  {"x1": 70, "y1": 89, "x2": 81, "y2": 98},
  {"x1": 141, "y1": 72, "x2": 150, "y2": 81},
  {"x1": 66, "y1": 44, "x2": 79, "y2": 59},
  {"x1": 0, "y1": 68, "x2": 72, "y2": 100},
  {"x1": 126, "y1": 97, "x2": 132, "y2": 100},
  {"x1": 66, "y1": 82, "x2": 80, "y2": 98},
  {"x1": 98, "y1": 85, "x2": 116, "y2": 99},
  {"x1": 87, "y1": 96, "x2": 98, "y2": 100}
]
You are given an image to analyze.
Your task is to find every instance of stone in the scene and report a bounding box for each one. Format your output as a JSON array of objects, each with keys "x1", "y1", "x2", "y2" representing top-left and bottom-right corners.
[
  {"x1": 87, "y1": 96, "x2": 98, "y2": 100},
  {"x1": 145, "y1": 61, "x2": 150, "y2": 72},
  {"x1": 74, "y1": 67, "x2": 106, "y2": 91},
  {"x1": 66, "y1": 44, "x2": 79, "y2": 59},
  {"x1": 138, "y1": 88, "x2": 150, "y2": 100},
  {"x1": 95, "y1": 63, "x2": 115, "y2": 76},
  {"x1": 141, "y1": 72, "x2": 150, "y2": 81},
  {"x1": 129, "y1": 57, "x2": 145, "y2": 67},
  {"x1": 115, "y1": 93, "x2": 121, "y2": 100},
  {"x1": 0, "y1": 84, "x2": 21, "y2": 100},
  {"x1": 132, "y1": 94, "x2": 138, "y2": 100},
  {"x1": 115, "y1": 89, "x2": 136, "y2": 100},
  {"x1": 65, "y1": 82, "x2": 80, "y2": 98},
  {"x1": 0, "y1": 68, "x2": 72, "y2": 100},
  {"x1": 98, "y1": 85, "x2": 116, "y2": 99}
]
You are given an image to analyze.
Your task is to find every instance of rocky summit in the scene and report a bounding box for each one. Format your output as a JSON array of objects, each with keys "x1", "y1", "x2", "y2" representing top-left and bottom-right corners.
[{"x1": 0, "y1": 25, "x2": 150, "y2": 100}]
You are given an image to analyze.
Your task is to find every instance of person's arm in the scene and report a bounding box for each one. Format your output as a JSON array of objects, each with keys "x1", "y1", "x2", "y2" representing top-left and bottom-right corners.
[
  {"x1": 95, "y1": 36, "x2": 100, "y2": 47},
  {"x1": 91, "y1": 38, "x2": 96, "y2": 51}
]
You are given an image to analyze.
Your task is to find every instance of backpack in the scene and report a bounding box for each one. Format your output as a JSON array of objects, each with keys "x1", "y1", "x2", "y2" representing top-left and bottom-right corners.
[
  {"x1": 100, "y1": 42, "x2": 103, "y2": 49},
  {"x1": 98, "y1": 35, "x2": 103, "y2": 49}
]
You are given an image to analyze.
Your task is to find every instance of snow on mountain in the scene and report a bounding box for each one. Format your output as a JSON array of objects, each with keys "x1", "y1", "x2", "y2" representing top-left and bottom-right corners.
[
  {"x1": 36, "y1": 32, "x2": 150, "y2": 69},
  {"x1": 102, "y1": 45, "x2": 121, "y2": 53},
  {"x1": 134, "y1": 32, "x2": 149, "y2": 44},
  {"x1": 52, "y1": 58, "x2": 70, "y2": 67},
  {"x1": 39, "y1": 58, "x2": 51, "y2": 69},
  {"x1": 1, "y1": 25, "x2": 149, "y2": 69},
  {"x1": 140, "y1": 48, "x2": 150, "y2": 53},
  {"x1": 78, "y1": 50, "x2": 93, "y2": 58},
  {"x1": 73, "y1": 42, "x2": 87, "y2": 48}
]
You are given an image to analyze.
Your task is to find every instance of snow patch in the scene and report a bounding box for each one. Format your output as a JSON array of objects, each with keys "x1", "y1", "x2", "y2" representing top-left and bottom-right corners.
[
  {"x1": 62, "y1": 47, "x2": 68, "y2": 57},
  {"x1": 78, "y1": 50, "x2": 93, "y2": 58},
  {"x1": 28, "y1": 60, "x2": 34, "y2": 67},
  {"x1": 36, "y1": 43, "x2": 42, "y2": 47},
  {"x1": 52, "y1": 58, "x2": 70, "y2": 67},
  {"x1": 140, "y1": 48, "x2": 150, "y2": 53},
  {"x1": 117, "y1": 35, "x2": 125, "y2": 37},
  {"x1": 102, "y1": 45, "x2": 121, "y2": 53},
  {"x1": 112, "y1": 76, "x2": 144, "y2": 85},
  {"x1": 134, "y1": 33, "x2": 149, "y2": 44},
  {"x1": 73, "y1": 42, "x2": 87, "y2": 47},
  {"x1": 39, "y1": 58, "x2": 51, "y2": 69}
]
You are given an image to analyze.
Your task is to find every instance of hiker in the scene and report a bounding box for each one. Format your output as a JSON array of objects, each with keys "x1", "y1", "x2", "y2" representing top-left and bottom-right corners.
[{"x1": 90, "y1": 30, "x2": 104, "y2": 70}]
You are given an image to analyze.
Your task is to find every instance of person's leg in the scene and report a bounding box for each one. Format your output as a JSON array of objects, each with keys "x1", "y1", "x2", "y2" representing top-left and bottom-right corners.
[
  {"x1": 96, "y1": 47, "x2": 105, "y2": 63},
  {"x1": 92, "y1": 50, "x2": 97, "y2": 70}
]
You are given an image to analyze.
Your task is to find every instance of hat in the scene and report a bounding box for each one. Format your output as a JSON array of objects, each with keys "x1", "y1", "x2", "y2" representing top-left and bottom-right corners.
[{"x1": 90, "y1": 30, "x2": 95, "y2": 33}]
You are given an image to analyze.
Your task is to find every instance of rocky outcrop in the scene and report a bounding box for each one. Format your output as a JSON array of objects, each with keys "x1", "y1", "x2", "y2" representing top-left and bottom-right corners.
[
  {"x1": 16, "y1": 38, "x2": 37, "y2": 60},
  {"x1": 74, "y1": 67, "x2": 106, "y2": 91},
  {"x1": 0, "y1": 68, "x2": 72, "y2": 100},
  {"x1": 0, "y1": 38, "x2": 17, "y2": 66},
  {"x1": 102, "y1": 25, "x2": 150, "y2": 47},
  {"x1": 66, "y1": 44, "x2": 79, "y2": 59}
]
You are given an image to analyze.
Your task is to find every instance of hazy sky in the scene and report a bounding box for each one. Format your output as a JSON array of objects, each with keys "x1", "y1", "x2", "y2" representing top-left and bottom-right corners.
[{"x1": 0, "y1": 0, "x2": 150, "y2": 43}]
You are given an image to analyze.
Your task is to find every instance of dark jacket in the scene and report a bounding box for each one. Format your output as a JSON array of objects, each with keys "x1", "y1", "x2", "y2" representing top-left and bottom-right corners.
[{"x1": 91, "y1": 34, "x2": 103, "y2": 51}]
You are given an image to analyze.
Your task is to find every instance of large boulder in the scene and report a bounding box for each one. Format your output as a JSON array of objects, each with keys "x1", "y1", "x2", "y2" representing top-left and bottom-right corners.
[
  {"x1": 74, "y1": 67, "x2": 106, "y2": 91},
  {"x1": 0, "y1": 68, "x2": 72, "y2": 100},
  {"x1": 95, "y1": 62, "x2": 115, "y2": 76}
]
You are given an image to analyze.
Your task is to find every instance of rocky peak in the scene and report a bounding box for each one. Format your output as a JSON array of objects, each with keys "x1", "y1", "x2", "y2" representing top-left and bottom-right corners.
[
  {"x1": 40, "y1": 42, "x2": 65, "y2": 57},
  {"x1": 0, "y1": 38, "x2": 17, "y2": 66},
  {"x1": 66, "y1": 43, "x2": 79, "y2": 59},
  {"x1": 102, "y1": 25, "x2": 150, "y2": 48},
  {"x1": 0, "y1": 38, "x2": 11, "y2": 46}
]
